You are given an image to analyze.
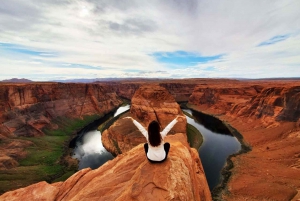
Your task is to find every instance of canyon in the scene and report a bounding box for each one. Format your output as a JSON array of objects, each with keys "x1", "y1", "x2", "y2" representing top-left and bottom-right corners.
[
  {"x1": 188, "y1": 80, "x2": 300, "y2": 200},
  {"x1": 0, "y1": 83, "x2": 123, "y2": 193},
  {"x1": 0, "y1": 78, "x2": 299, "y2": 200}
]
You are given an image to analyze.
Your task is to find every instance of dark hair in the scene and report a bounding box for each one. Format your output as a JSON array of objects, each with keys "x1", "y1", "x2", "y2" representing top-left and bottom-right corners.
[{"x1": 148, "y1": 120, "x2": 162, "y2": 147}]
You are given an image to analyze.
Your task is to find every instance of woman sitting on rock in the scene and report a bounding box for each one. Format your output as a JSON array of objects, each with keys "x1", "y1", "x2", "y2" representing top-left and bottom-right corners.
[{"x1": 125, "y1": 116, "x2": 184, "y2": 163}]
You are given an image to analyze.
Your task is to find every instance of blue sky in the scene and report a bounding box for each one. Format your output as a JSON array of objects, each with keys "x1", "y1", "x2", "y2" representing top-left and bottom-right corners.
[
  {"x1": 0, "y1": 0, "x2": 300, "y2": 81},
  {"x1": 151, "y1": 51, "x2": 223, "y2": 67}
]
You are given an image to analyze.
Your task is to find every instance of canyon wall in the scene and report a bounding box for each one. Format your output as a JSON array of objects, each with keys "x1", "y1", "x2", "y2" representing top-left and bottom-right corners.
[
  {"x1": 0, "y1": 83, "x2": 122, "y2": 138},
  {"x1": 0, "y1": 83, "x2": 123, "y2": 170},
  {"x1": 98, "y1": 80, "x2": 198, "y2": 102},
  {"x1": 188, "y1": 81, "x2": 300, "y2": 201}
]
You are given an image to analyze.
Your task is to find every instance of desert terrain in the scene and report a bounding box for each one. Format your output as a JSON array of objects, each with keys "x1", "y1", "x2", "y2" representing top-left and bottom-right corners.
[{"x1": 0, "y1": 78, "x2": 299, "y2": 201}]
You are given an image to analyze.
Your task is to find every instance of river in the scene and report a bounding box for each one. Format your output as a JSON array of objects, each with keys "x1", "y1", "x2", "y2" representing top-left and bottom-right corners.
[
  {"x1": 184, "y1": 109, "x2": 241, "y2": 190},
  {"x1": 72, "y1": 105, "x2": 241, "y2": 191},
  {"x1": 72, "y1": 105, "x2": 130, "y2": 170}
]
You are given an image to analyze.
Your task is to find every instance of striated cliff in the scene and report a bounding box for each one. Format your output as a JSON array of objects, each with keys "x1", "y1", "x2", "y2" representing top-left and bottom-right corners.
[
  {"x1": 0, "y1": 83, "x2": 122, "y2": 138},
  {"x1": 159, "y1": 82, "x2": 197, "y2": 102},
  {"x1": 0, "y1": 133, "x2": 212, "y2": 201},
  {"x1": 188, "y1": 81, "x2": 300, "y2": 201},
  {"x1": 98, "y1": 80, "x2": 198, "y2": 102},
  {"x1": 102, "y1": 84, "x2": 186, "y2": 155}
]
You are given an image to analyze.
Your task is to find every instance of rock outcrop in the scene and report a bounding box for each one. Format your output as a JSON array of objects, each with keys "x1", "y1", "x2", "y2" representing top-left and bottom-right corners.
[
  {"x1": 0, "y1": 133, "x2": 212, "y2": 201},
  {"x1": 102, "y1": 84, "x2": 186, "y2": 155},
  {"x1": 130, "y1": 85, "x2": 185, "y2": 129},
  {"x1": 188, "y1": 80, "x2": 300, "y2": 201}
]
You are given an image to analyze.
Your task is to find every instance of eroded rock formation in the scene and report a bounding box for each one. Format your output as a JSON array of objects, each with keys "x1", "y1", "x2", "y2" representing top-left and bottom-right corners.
[
  {"x1": 0, "y1": 83, "x2": 122, "y2": 137},
  {"x1": 2, "y1": 79, "x2": 300, "y2": 200},
  {"x1": 188, "y1": 80, "x2": 300, "y2": 201},
  {"x1": 0, "y1": 133, "x2": 212, "y2": 201},
  {"x1": 102, "y1": 84, "x2": 186, "y2": 155}
]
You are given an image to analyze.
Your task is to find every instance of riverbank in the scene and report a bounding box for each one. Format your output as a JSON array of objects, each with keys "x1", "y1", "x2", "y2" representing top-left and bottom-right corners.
[
  {"x1": 186, "y1": 102, "x2": 300, "y2": 201},
  {"x1": 0, "y1": 114, "x2": 107, "y2": 194},
  {"x1": 184, "y1": 104, "x2": 249, "y2": 200},
  {"x1": 186, "y1": 103, "x2": 251, "y2": 200},
  {"x1": 183, "y1": 110, "x2": 204, "y2": 150}
]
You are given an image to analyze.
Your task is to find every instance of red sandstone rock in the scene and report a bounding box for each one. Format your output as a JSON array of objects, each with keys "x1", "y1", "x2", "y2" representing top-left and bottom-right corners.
[
  {"x1": 188, "y1": 80, "x2": 300, "y2": 201},
  {"x1": 102, "y1": 84, "x2": 187, "y2": 155},
  {"x1": 0, "y1": 134, "x2": 212, "y2": 201},
  {"x1": 2, "y1": 79, "x2": 300, "y2": 200},
  {"x1": 0, "y1": 181, "x2": 60, "y2": 201},
  {"x1": 130, "y1": 84, "x2": 185, "y2": 130},
  {"x1": 0, "y1": 83, "x2": 122, "y2": 137}
]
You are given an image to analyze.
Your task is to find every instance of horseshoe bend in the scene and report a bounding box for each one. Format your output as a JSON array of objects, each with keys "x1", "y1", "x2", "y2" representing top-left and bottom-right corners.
[{"x1": 0, "y1": 78, "x2": 300, "y2": 201}]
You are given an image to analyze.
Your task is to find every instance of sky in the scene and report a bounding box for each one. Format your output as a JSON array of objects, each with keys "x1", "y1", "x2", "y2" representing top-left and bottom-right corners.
[{"x1": 0, "y1": 0, "x2": 300, "y2": 81}]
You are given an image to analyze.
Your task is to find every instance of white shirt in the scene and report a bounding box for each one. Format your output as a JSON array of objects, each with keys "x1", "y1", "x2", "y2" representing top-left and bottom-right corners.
[{"x1": 132, "y1": 118, "x2": 178, "y2": 161}]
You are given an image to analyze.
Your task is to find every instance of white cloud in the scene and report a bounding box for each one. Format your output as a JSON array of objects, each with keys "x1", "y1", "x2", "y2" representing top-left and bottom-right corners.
[{"x1": 0, "y1": 0, "x2": 299, "y2": 80}]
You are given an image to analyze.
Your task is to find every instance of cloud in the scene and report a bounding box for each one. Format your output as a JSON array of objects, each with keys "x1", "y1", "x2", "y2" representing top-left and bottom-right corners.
[
  {"x1": 0, "y1": 0, "x2": 299, "y2": 80},
  {"x1": 108, "y1": 18, "x2": 157, "y2": 35},
  {"x1": 258, "y1": 35, "x2": 291, "y2": 46}
]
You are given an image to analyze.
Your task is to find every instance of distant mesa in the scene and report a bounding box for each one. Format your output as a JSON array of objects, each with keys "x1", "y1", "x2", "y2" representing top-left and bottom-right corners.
[{"x1": 1, "y1": 78, "x2": 33, "y2": 83}]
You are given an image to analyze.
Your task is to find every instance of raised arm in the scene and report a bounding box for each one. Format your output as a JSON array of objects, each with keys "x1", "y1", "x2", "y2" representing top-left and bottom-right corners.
[
  {"x1": 124, "y1": 117, "x2": 148, "y2": 138},
  {"x1": 160, "y1": 117, "x2": 178, "y2": 138}
]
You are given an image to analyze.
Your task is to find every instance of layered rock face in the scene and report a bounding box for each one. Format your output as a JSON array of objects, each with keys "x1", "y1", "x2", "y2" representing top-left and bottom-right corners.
[
  {"x1": 0, "y1": 133, "x2": 212, "y2": 201},
  {"x1": 0, "y1": 83, "x2": 122, "y2": 169},
  {"x1": 189, "y1": 85, "x2": 260, "y2": 115},
  {"x1": 231, "y1": 86, "x2": 300, "y2": 122},
  {"x1": 0, "y1": 83, "x2": 122, "y2": 137},
  {"x1": 159, "y1": 82, "x2": 197, "y2": 102},
  {"x1": 102, "y1": 84, "x2": 186, "y2": 155},
  {"x1": 98, "y1": 79, "x2": 198, "y2": 102},
  {"x1": 188, "y1": 81, "x2": 300, "y2": 201},
  {"x1": 100, "y1": 82, "x2": 142, "y2": 100}
]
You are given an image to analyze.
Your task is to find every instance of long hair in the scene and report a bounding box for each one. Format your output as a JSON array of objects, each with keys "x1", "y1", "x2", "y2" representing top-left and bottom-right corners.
[{"x1": 148, "y1": 120, "x2": 162, "y2": 147}]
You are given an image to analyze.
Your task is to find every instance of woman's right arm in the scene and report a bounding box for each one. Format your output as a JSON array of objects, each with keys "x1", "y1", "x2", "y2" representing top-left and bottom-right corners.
[{"x1": 125, "y1": 117, "x2": 148, "y2": 138}]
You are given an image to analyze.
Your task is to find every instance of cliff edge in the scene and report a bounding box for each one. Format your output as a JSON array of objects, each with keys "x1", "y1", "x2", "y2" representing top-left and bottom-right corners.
[{"x1": 0, "y1": 133, "x2": 212, "y2": 201}]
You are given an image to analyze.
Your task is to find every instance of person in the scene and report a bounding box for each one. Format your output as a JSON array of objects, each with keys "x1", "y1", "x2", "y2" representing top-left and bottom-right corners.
[{"x1": 125, "y1": 115, "x2": 184, "y2": 163}]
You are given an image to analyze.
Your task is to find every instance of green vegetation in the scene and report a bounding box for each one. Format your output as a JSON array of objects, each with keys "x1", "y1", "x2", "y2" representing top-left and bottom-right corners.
[
  {"x1": 98, "y1": 109, "x2": 129, "y2": 133},
  {"x1": 112, "y1": 139, "x2": 121, "y2": 155},
  {"x1": 186, "y1": 123, "x2": 203, "y2": 150},
  {"x1": 0, "y1": 114, "x2": 102, "y2": 194},
  {"x1": 183, "y1": 110, "x2": 193, "y2": 119},
  {"x1": 43, "y1": 115, "x2": 101, "y2": 136},
  {"x1": 97, "y1": 116, "x2": 114, "y2": 132},
  {"x1": 183, "y1": 110, "x2": 204, "y2": 150}
]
